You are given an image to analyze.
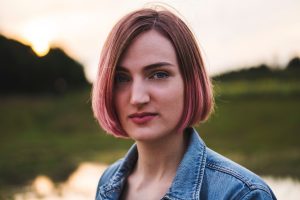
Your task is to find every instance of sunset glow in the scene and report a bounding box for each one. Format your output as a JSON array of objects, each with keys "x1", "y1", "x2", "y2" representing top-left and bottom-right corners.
[
  {"x1": 1, "y1": 0, "x2": 299, "y2": 80},
  {"x1": 21, "y1": 19, "x2": 57, "y2": 56}
]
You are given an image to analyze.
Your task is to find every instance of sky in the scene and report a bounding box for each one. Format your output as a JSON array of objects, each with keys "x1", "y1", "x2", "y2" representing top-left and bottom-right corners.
[{"x1": 0, "y1": 0, "x2": 299, "y2": 82}]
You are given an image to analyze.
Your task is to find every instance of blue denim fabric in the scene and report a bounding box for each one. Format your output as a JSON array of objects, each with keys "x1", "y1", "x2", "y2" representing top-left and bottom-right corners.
[{"x1": 95, "y1": 128, "x2": 277, "y2": 200}]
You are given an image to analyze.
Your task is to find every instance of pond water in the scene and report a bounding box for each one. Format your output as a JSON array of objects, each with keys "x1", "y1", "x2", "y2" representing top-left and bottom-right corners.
[{"x1": 13, "y1": 162, "x2": 300, "y2": 200}]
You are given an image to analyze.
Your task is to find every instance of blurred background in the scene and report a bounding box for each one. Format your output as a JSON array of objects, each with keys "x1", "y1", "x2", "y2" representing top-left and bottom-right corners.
[{"x1": 0, "y1": 0, "x2": 299, "y2": 199}]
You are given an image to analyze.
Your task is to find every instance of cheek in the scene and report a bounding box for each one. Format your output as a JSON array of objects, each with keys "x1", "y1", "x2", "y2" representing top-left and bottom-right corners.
[
  {"x1": 114, "y1": 91, "x2": 127, "y2": 118},
  {"x1": 155, "y1": 82, "x2": 184, "y2": 116},
  {"x1": 169, "y1": 88, "x2": 184, "y2": 115}
]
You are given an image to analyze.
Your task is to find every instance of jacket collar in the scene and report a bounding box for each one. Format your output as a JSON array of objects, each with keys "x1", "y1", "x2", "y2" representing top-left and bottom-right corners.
[
  {"x1": 164, "y1": 128, "x2": 207, "y2": 200},
  {"x1": 98, "y1": 128, "x2": 207, "y2": 200},
  {"x1": 98, "y1": 145, "x2": 138, "y2": 200}
]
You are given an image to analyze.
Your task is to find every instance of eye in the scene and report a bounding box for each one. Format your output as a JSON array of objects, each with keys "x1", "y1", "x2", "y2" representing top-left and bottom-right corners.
[
  {"x1": 150, "y1": 71, "x2": 169, "y2": 79},
  {"x1": 115, "y1": 73, "x2": 130, "y2": 83}
]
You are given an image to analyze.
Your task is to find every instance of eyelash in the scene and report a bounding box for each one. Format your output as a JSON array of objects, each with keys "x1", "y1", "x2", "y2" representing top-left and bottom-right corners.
[
  {"x1": 114, "y1": 71, "x2": 170, "y2": 84},
  {"x1": 114, "y1": 73, "x2": 130, "y2": 83},
  {"x1": 149, "y1": 71, "x2": 169, "y2": 79}
]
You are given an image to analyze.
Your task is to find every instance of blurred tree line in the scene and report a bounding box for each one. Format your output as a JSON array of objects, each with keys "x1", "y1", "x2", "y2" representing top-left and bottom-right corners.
[
  {"x1": 1, "y1": 33, "x2": 299, "y2": 94},
  {"x1": 214, "y1": 57, "x2": 300, "y2": 81},
  {"x1": 0, "y1": 34, "x2": 89, "y2": 94}
]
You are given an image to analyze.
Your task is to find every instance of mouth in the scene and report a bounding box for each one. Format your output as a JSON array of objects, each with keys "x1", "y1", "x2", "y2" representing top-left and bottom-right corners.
[
  {"x1": 128, "y1": 112, "x2": 158, "y2": 124},
  {"x1": 129, "y1": 112, "x2": 158, "y2": 118}
]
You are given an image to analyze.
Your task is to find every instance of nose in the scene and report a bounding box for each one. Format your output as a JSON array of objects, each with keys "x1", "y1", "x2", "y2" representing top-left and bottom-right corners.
[{"x1": 130, "y1": 79, "x2": 150, "y2": 107}]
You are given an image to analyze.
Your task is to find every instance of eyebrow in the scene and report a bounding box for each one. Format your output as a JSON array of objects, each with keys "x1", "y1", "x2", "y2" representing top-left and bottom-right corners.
[{"x1": 116, "y1": 62, "x2": 173, "y2": 72}]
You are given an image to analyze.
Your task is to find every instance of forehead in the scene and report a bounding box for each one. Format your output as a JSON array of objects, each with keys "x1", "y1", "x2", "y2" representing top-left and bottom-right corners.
[{"x1": 118, "y1": 30, "x2": 178, "y2": 70}]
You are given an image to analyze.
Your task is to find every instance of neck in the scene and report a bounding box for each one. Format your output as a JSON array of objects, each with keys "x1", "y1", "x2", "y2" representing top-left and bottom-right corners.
[{"x1": 134, "y1": 130, "x2": 188, "y2": 182}]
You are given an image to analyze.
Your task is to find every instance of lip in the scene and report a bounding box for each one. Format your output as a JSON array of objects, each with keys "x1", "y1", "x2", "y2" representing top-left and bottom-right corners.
[{"x1": 128, "y1": 112, "x2": 158, "y2": 124}]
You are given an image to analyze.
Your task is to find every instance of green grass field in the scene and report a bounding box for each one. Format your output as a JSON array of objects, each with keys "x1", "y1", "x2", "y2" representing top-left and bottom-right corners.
[{"x1": 0, "y1": 79, "x2": 299, "y2": 196}]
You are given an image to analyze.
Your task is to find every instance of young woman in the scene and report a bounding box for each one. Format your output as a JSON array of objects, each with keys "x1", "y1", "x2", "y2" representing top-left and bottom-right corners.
[{"x1": 92, "y1": 8, "x2": 276, "y2": 200}]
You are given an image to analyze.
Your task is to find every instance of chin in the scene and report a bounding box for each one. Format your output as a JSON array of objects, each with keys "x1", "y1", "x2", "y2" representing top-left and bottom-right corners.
[{"x1": 127, "y1": 126, "x2": 172, "y2": 142}]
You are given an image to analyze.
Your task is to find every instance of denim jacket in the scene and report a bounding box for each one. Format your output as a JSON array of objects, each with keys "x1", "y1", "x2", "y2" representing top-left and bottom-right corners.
[{"x1": 95, "y1": 128, "x2": 276, "y2": 200}]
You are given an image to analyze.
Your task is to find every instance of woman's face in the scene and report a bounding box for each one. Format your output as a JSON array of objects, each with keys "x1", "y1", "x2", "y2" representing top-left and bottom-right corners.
[{"x1": 114, "y1": 30, "x2": 184, "y2": 142}]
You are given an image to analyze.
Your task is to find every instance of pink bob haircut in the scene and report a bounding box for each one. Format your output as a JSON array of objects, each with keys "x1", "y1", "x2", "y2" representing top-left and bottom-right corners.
[{"x1": 92, "y1": 8, "x2": 214, "y2": 137}]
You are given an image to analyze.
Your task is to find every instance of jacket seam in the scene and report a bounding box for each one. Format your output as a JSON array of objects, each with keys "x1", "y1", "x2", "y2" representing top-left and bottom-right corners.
[
  {"x1": 193, "y1": 145, "x2": 206, "y2": 200},
  {"x1": 238, "y1": 188, "x2": 274, "y2": 200},
  {"x1": 163, "y1": 194, "x2": 185, "y2": 200},
  {"x1": 206, "y1": 162, "x2": 270, "y2": 193}
]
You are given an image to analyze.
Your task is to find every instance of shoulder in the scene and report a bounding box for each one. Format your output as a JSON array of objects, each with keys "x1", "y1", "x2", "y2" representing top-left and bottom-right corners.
[
  {"x1": 201, "y1": 148, "x2": 276, "y2": 200},
  {"x1": 95, "y1": 159, "x2": 124, "y2": 196},
  {"x1": 99, "y1": 159, "x2": 123, "y2": 184}
]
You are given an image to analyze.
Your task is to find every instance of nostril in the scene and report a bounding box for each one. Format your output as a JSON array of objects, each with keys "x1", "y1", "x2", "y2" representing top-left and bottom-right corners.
[
  {"x1": 130, "y1": 94, "x2": 150, "y2": 106},
  {"x1": 130, "y1": 93, "x2": 150, "y2": 106},
  {"x1": 130, "y1": 82, "x2": 150, "y2": 105}
]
